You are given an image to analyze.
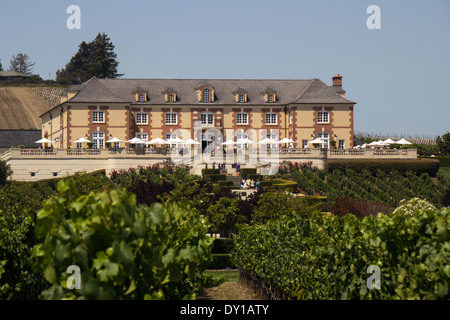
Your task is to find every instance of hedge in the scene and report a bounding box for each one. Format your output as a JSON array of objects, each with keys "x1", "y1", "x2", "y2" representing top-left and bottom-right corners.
[
  {"x1": 240, "y1": 168, "x2": 257, "y2": 179},
  {"x1": 325, "y1": 159, "x2": 440, "y2": 176},
  {"x1": 218, "y1": 180, "x2": 233, "y2": 187},
  {"x1": 272, "y1": 179, "x2": 298, "y2": 192},
  {"x1": 202, "y1": 168, "x2": 221, "y2": 178},
  {"x1": 419, "y1": 156, "x2": 450, "y2": 168},
  {"x1": 248, "y1": 174, "x2": 263, "y2": 181},
  {"x1": 259, "y1": 181, "x2": 273, "y2": 187},
  {"x1": 204, "y1": 174, "x2": 227, "y2": 183}
]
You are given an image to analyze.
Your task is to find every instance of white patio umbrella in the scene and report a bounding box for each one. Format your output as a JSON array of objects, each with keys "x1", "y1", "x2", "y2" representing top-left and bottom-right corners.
[
  {"x1": 236, "y1": 138, "x2": 254, "y2": 144},
  {"x1": 166, "y1": 137, "x2": 185, "y2": 144},
  {"x1": 396, "y1": 138, "x2": 412, "y2": 145},
  {"x1": 278, "y1": 138, "x2": 295, "y2": 144},
  {"x1": 182, "y1": 138, "x2": 200, "y2": 145},
  {"x1": 258, "y1": 138, "x2": 278, "y2": 144},
  {"x1": 73, "y1": 137, "x2": 91, "y2": 143},
  {"x1": 126, "y1": 137, "x2": 146, "y2": 144},
  {"x1": 35, "y1": 138, "x2": 53, "y2": 144},
  {"x1": 146, "y1": 138, "x2": 167, "y2": 145},
  {"x1": 220, "y1": 140, "x2": 236, "y2": 145},
  {"x1": 383, "y1": 138, "x2": 396, "y2": 144},
  {"x1": 308, "y1": 138, "x2": 325, "y2": 144},
  {"x1": 106, "y1": 137, "x2": 123, "y2": 143}
]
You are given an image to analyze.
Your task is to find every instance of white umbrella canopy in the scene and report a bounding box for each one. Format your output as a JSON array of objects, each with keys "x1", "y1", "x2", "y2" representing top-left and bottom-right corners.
[
  {"x1": 106, "y1": 137, "x2": 123, "y2": 143},
  {"x1": 182, "y1": 139, "x2": 200, "y2": 145},
  {"x1": 236, "y1": 138, "x2": 254, "y2": 144},
  {"x1": 220, "y1": 140, "x2": 236, "y2": 146},
  {"x1": 35, "y1": 138, "x2": 53, "y2": 144},
  {"x1": 383, "y1": 138, "x2": 396, "y2": 144},
  {"x1": 166, "y1": 137, "x2": 185, "y2": 143},
  {"x1": 396, "y1": 138, "x2": 412, "y2": 145},
  {"x1": 258, "y1": 138, "x2": 278, "y2": 144},
  {"x1": 127, "y1": 137, "x2": 146, "y2": 144},
  {"x1": 308, "y1": 138, "x2": 325, "y2": 144},
  {"x1": 73, "y1": 137, "x2": 91, "y2": 143},
  {"x1": 278, "y1": 138, "x2": 295, "y2": 144},
  {"x1": 146, "y1": 138, "x2": 167, "y2": 145}
]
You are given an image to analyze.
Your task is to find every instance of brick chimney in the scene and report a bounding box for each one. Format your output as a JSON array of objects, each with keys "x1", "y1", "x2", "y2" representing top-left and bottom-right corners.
[{"x1": 332, "y1": 74, "x2": 342, "y2": 87}]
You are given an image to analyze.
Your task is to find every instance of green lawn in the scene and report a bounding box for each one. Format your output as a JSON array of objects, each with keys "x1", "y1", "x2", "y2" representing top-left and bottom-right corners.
[{"x1": 438, "y1": 167, "x2": 450, "y2": 179}]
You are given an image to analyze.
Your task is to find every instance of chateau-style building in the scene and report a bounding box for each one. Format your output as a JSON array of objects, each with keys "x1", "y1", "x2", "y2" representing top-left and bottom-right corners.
[{"x1": 40, "y1": 74, "x2": 356, "y2": 150}]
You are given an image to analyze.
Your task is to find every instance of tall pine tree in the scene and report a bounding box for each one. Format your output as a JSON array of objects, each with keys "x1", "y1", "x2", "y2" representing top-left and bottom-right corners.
[{"x1": 56, "y1": 33, "x2": 123, "y2": 84}]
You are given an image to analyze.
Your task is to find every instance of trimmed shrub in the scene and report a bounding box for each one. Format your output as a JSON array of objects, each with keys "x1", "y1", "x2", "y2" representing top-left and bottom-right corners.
[
  {"x1": 326, "y1": 159, "x2": 440, "y2": 176},
  {"x1": 419, "y1": 156, "x2": 450, "y2": 168},
  {"x1": 218, "y1": 180, "x2": 233, "y2": 187},
  {"x1": 240, "y1": 168, "x2": 257, "y2": 179},
  {"x1": 272, "y1": 179, "x2": 298, "y2": 193},
  {"x1": 248, "y1": 174, "x2": 263, "y2": 181},
  {"x1": 202, "y1": 168, "x2": 220, "y2": 177},
  {"x1": 205, "y1": 174, "x2": 227, "y2": 183}
]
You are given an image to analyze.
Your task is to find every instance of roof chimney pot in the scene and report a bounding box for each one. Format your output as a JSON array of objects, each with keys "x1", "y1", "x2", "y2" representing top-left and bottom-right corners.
[{"x1": 332, "y1": 74, "x2": 343, "y2": 87}]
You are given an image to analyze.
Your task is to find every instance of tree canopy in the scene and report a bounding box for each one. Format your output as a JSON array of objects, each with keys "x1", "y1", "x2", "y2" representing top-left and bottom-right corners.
[
  {"x1": 436, "y1": 132, "x2": 450, "y2": 155},
  {"x1": 56, "y1": 32, "x2": 123, "y2": 84},
  {"x1": 9, "y1": 53, "x2": 35, "y2": 74}
]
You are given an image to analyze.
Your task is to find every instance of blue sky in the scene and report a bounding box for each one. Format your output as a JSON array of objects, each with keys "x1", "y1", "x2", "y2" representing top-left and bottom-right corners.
[{"x1": 1, "y1": 0, "x2": 449, "y2": 137}]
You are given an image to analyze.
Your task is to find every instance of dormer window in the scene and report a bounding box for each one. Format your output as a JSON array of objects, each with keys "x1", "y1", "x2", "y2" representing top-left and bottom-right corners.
[
  {"x1": 202, "y1": 88, "x2": 211, "y2": 102},
  {"x1": 233, "y1": 88, "x2": 248, "y2": 103},
  {"x1": 132, "y1": 86, "x2": 149, "y2": 102},
  {"x1": 195, "y1": 81, "x2": 215, "y2": 102},
  {"x1": 162, "y1": 88, "x2": 177, "y2": 102},
  {"x1": 263, "y1": 87, "x2": 277, "y2": 103}
]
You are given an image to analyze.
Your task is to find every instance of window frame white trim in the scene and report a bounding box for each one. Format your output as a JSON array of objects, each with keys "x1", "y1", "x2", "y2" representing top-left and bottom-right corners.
[
  {"x1": 236, "y1": 112, "x2": 248, "y2": 125},
  {"x1": 165, "y1": 112, "x2": 178, "y2": 125},
  {"x1": 92, "y1": 110, "x2": 105, "y2": 123},
  {"x1": 136, "y1": 112, "x2": 148, "y2": 125},
  {"x1": 317, "y1": 111, "x2": 329, "y2": 124},
  {"x1": 265, "y1": 112, "x2": 277, "y2": 125}
]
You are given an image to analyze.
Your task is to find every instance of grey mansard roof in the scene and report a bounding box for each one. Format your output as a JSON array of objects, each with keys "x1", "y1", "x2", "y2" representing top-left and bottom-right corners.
[{"x1": 59, "y1": 76, "x2": 356, "y2": 106}]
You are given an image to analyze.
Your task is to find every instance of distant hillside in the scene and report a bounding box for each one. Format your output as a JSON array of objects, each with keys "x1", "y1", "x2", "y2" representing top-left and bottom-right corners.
[{"x1": 0, "y1": 87, "x2": 63, "y2": 130}]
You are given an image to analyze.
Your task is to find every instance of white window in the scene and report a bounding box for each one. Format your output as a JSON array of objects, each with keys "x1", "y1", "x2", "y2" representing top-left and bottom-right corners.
[
  {"x1": 139, "y1": 94, "x2": 145, "y2": 102},
  {"x1": 239, "y1": 94, "x2": 245, "y2": 103},
  {"x1": 266, "y1": 133, "x2": 278, "y2": 148},
  {"x1": 76, "y1": 142, "x2": 82, "y2": 149},
  {"x1": 92, "y1": 110, "x2": 104, "y2": 123},
  {"x1": 202, "y1": 88, "x2": 211, "y2": 102},
  {"x1": 236, "y1": 133, "x2": 248, "y2": 148},
  {"x1": 317, "y1": 132, "x2": 329, "y2": 149},
  {"x1": 338, "y1": 139, "x2": 345, "y2": 149},
  {"x1": 165, "y1": 133, "x2": 177, "y2": 148},
  {"x1": 168, "y1": 94, "x2": 174, "y2": 102},
  {"x1": 265, "y1": 112, "x2": 277, "y2": 125},
  {"x1": 236, "y1": 112, "x2": 248, "y2": 125},
  {"x1": 268, "y1": 94, "x2": 274, "y2": 102},
  {"x1": 165, "y1": 112, "x2": 177, "y2": 124},
  {"x1": 136, "y1": 133, "x2": 148, "y2": 148},
  {"x1": 200, "y1": 112, "x2": 214, "y2": 127},
  {"x1": 317, "y1": 111, "x2": 329, "y2": 124},
  {"x1": 136, "y1": 112, "x2": 148, "y2": 125},
  {"x1": 92, "y1": 131, "x2": 105, "y2": 149}
]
